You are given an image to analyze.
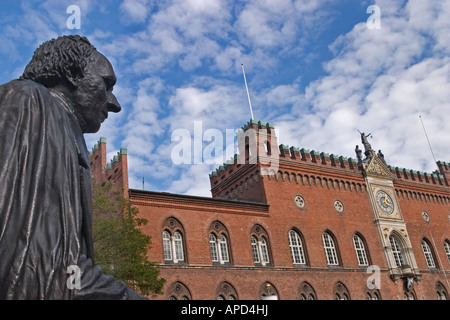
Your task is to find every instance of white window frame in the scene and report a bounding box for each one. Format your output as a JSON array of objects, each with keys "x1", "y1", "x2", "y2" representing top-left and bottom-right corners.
[
  {"x1": 163, "y1": 230, "x2": 172, "y2": 260},
  {"x1": 353, "y1": 234, "x2": 369, "y2": 266},
  {"x1": 289, "y1": 230, "x2": 306, "y2": 264},
  {"x1": 173, "y1": 231, "x2": 184, "y2": 262},
  {"x1": 259, "y1": 237, "x2": 270, "y2": 265},
  {"x1": 210, "y1": 233, "x2": 230, "y2": 264},
  {"x1": 322, "y1": 232, "x2": 339, "y2": 266},
  {"x1": 421, "y1": 239, "x2": 436, "y2": 268},
  {"x1": 219, "y1": 234, "x2": 230, "y2": 263},
  {"x1": 210, "y1": 234, "x2": 218, "y2": 262},
  {"x1": 251, "y1": 236, "x2": 260, "y2": 263},
  {"x1": 389, "y1": 235, "x2": 405, "y2": 267},
  {"x1": 444, "y1": 240, "x2": 450, "y2": 262},
  {"x1": 251, "y1": 235, "x2": 270, "y2": 265}
]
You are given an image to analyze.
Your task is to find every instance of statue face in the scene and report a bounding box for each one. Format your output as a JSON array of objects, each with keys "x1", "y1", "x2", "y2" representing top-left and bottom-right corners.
[{"x1": 69, "y1": 51, "x2": 121, "y2": 133}]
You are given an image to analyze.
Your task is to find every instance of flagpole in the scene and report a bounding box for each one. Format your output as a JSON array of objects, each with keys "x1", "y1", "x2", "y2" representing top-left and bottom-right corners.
[
  {"x1": 419, "y1": 116, "x2": 439, "y2": 171},
  {"x1": 241, "y1": 64, "x2": 254, "y2": 121}
]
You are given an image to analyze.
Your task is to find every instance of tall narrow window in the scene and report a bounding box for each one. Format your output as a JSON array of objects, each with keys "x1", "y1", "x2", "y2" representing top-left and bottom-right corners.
[
  {"x1": 353, "y1": 234, "x2": 369, "y2": 266},
  {"x1": 162, "y1": 217, "x2": 187, "y2": 264},
  {"x1": 260, "y1": 237, "x2": 270, "y2": 264},
  {"x1": 219, "y1": 234, "x2": 229, "y2": 262},
  {"x1": 210, "y1": 234, "x2": 218, "y2": 262},
  {"x1": 289, "y1": 230, "x2": 306, "y2": 265},
  {"x1": 250, "y1": 225, "x2": 272, "y2": 266},
  {"x1": 444, "y1": 240, "x2": 450, "y2": 262},
  {"x1": 389, "y1": 235, "x2": 405, "y2": 267},
  {"x1": 421, "y1": 239, "x2": 436, "y2": 268},
  {"x1": 209, "y1": 221, "x2": 232, "y2": 265},
  {"x1": 322, "y1": 232, "x2": 339, "y2": 266},
  {"x1": 163, "y1": 231, "x2": 172, "y2": 260},
  {"x1": 251, "y1": 236, "x2": 260, "y2": 263},
  {"x1": 173, "y1": 231, "x2": 184, "y2": 261}
]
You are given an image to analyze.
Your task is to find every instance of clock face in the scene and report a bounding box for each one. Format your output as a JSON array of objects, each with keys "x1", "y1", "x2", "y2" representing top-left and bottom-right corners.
[{"x1": 376, "y1": 190, "x2": 394, "y2": 215}]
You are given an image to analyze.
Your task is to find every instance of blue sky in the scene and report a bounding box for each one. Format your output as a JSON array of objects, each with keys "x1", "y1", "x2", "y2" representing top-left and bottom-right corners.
[{"x1": 1, "y1": 0, "x2": 449, "y2": 196}]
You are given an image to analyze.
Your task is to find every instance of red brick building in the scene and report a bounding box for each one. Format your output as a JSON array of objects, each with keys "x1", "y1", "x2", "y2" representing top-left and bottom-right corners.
[{"x1": 90, "y1": 120, "x2": 450, "y2": 300}]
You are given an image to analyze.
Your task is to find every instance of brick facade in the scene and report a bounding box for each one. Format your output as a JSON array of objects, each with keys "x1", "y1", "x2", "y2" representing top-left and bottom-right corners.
[{"x1": 90, "y1": 121, "x2": 450, "y2": 300}]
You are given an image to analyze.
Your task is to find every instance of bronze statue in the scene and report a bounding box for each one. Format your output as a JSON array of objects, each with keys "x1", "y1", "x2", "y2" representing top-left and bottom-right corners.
[{"x1": 0, "y1": 36, "x2": 145, "y2": 299}]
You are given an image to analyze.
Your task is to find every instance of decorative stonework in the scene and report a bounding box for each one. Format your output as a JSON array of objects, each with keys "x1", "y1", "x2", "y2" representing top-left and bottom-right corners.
[
  {"x1": 363, "y1": 155, "x2": 395, "y2": 179},
  {"x1": 334, "y1": 200, "x2": 344, "y2": 213},
  {"x1": 294, "y1": 195, "x2": 305, "y2": 209}
]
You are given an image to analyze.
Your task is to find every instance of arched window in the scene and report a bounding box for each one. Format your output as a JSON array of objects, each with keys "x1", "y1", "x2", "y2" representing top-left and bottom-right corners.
[
  {"x1": 444, "y1": 240, "x2": 450, "y2": 262},
  {"x1": 333, "y1": 282, "x2": 350, "y2": 300},
  {"x1": 209, "y1": 221, "x2": 232, "y2": 265},
  {"x1": 353, "y1": 234, "x2": 369, "y2": 266},
  {"x1": 421, "y1": 238, "x2": 437, "y2": 268},
  {"x1": 322, "y1": 232, "x2": 339, "y2": 266},
  {"x1": 289, "y1": 229, "x2": 306, "y2": 265},
  {"x1": 436, "y1": 282, "x2": 448, "y2": 300},
  {"x1": 260, "y1": 282, "x2": 278, "y2": 300},
  {"x1": 163, "y1": 230, "x2": 172, "y2": 260},
  {"x1": 209, "y1": 234, "x2": 218, "y2": 262},
  {"x1": 389, "y1": 235, "x2": 405, "y2": 267},
  {"x1": 251, "y1": 236, "x2": 260, "y2": 263},
  {"x1": 217, "y1": 282, "x2": 238, "y2": 300},
  {"x1": 162, "y1": 217, "x2": 187, "y2": 264},
  {"x1": 167, "y1": 281, "x2": 192, "y2": 300},
  {"x1": 250, "y1": 225, "x2": 272, "y2": 266},
  {"x1": 299, "y1": 282, "x2": 316, "y2": 300},
  {"x1": 219, "y1": 234, "x2": 230, "y2": 262}
]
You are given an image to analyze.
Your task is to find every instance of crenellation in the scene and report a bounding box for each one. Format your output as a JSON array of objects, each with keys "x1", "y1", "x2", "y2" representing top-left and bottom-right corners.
[
  {"x1": 89, "y1": 137, "x2": 128, "y2": 197},
  {"x1": 320, "y1": 152, "x2": 330, "y2": 166},
  {"x1": 310, "y1": 150, "x2": 320, "y2": 163}
]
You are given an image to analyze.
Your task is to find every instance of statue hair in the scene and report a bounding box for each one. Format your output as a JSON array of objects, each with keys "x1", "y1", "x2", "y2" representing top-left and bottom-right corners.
[{"x1": 21, "y1": 35, "x2": 97, "y2": 88}]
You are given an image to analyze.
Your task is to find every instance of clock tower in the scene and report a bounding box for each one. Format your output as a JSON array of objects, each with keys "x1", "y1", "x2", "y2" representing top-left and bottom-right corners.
[{"x1": 359, "y1": 143, "x2": 421, "y2": 287}]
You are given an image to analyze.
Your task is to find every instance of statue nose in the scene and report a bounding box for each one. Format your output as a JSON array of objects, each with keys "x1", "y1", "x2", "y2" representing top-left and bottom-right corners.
[{"x1": 107, "y1": 93, "x2": 121, "y2": 113}]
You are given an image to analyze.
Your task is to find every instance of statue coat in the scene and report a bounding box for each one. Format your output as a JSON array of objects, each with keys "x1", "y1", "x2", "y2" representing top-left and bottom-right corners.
[{"x1": 0, "y1": 79, "x2": 143, "y2": 299}]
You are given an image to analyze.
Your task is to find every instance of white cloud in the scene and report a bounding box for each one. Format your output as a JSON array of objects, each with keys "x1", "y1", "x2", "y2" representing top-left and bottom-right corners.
[
  {"x1": 120, "y1": 0, "x2": 151, "y2": 24},
  {"x1": 269, "y1": 0, "x2": 450, "y2": 174}
]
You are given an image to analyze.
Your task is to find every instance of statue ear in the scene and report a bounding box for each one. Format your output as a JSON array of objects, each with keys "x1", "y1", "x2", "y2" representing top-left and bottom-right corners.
[{"x1": 62, "y1": 64, "x2": 83, "y2": 91}]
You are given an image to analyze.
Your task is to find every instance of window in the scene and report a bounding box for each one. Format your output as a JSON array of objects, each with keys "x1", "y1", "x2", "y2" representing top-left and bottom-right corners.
[
  {"x1": 173, "y1": 231, "x2": 184, "y2": 261},
  {"x1": 289, "y1": 230, "x2": 306, "y2": 265},
  {"x1": 259, "y1": 238, "x2": 270, "y2": 264},
  {"x1": 163, "y1": 231, "x2": 172, "y2": 260},
  {"x1": 210, "y1": 234, "x2": 218, "y2": 262},
  {"x1": 209, "y1": 221, "x2": 232, "y2": 265},
  {"x1": 444, "y1": 240, "x2": 450, "y2": 262},
  {"x1": 219, "y1": 235, "x2": 230, "y2": 262},
  {"x1": 251, "y1": 236, "x2": 260, "y2": 263},
  {"x1": 333, "y1": 282, "x2": 350, "y2": 300},
  {"x1": 167, "y1": 282, "x2": 191, "y2": 300},
  {"x1": 322, "y1": 232, "x2": 339, "y2": 266},
  {"x1": 217, "y1": 282, "x2": 238, "y2": 300},
  {"x1": 162, "y1": 217, "x2": 186, "y2": 264},
  {"x1": 299, "y1": 282, "x2": 316, "y2": 300},
  {"x1": 250, "y1": 225, "x2": 272, "y2": 266},
  {"x1": 260, "y1": 282, "x2": 278, "y2": 300},
  {"x1": 366, "y1": 291, "x2": 380, "y2": 300},
  {"x1": 389, "y1": 235, "x2": 405, "y2": 267},
  {"x1": 436, "y1": 282, "x2": 448, "y2": 300},
  {"x1": 421, "y1": 239, "x2": 436, "y2": 268},
  {"x1": 353, "y1": 234, "x2": 369, "y2": 266}
]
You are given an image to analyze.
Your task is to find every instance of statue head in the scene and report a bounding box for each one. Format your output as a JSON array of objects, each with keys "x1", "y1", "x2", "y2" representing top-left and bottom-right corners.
[{"x1": 21, "y1": 35, "x2": 121, "y2": 133}]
